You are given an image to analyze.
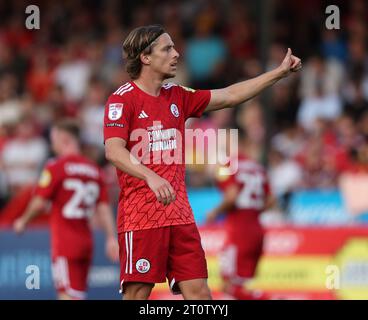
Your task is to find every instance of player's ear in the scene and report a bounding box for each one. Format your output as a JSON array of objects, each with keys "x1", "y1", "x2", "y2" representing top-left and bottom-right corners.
[{"x1": 140, "y1": 52, "x2": 150, "y2": 65}]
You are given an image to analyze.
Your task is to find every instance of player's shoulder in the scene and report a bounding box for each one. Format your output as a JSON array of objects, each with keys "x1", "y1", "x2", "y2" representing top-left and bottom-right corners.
[
  {"x1": 44, "y1": 157, "x2": 61, "y2": 169},
  {"x1": 163, "y1": 82, "x2": 197, "y2": 94},
  {"x1": 162, "y1": 82, "x2": 178, "y2": 91},
  {"x1": 65, "y1": 154, "x2": 99, "y2": 168},
  {"x1": 239, "y1": 155, "x2": 266, "y2": 173},
  {"x1": 108, "y1": 82, "x2": 135, "y2": 101},
  {"x1": 63, "y1": 155, "x2": 102, "y2": 179},
  {"x1": 79, "y1": 155, "x2": 100, "y2": 170},
  {"x1": 40, "y1": 157, "x2": 62, "y2": 184}
]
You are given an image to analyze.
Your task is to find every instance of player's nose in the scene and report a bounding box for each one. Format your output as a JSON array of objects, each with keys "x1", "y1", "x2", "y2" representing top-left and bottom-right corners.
[{"x1": 173, "y1": 48, "x2": 179, "y2": 59}]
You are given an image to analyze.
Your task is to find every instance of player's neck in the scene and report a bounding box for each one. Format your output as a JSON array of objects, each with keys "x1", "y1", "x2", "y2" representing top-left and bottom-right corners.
[
  {"x1": 134, "y1": 73, "x2": 163, "y2": 97},
  {"x1": 60, "y1": 146, "x2": 81, "y2": 157}
]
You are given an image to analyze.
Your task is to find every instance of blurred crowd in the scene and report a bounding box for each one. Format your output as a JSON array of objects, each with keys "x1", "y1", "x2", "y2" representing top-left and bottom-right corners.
[{"x1": 0, "y1": 0, "x2": 368, "y2": 214}]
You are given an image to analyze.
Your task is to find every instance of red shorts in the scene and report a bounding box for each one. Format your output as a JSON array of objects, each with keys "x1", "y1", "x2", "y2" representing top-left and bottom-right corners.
[
  {"x1": 118, "y1": 223, "x2": 208, "y2": 294},
  {"x1": 220, "y1": 225, "x2": 264, "y2": 283},
  {"x1": 51, "y1": 256, "x2": 91, "y2": 299}
]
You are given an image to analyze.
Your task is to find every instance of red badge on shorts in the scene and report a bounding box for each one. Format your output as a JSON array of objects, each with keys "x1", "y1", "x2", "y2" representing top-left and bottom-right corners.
[{"x1": 136, "y1": 259, "x2": 150, "y2": 273}]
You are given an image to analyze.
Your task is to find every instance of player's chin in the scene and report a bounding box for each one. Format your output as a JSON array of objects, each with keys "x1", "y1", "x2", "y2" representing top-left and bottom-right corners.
[
  {"x1": 163, "y1": 72, "x2": 176, "y2": 80},
  {"x1": 163, "y1": 68, "x2": 177, "y2": 79}
]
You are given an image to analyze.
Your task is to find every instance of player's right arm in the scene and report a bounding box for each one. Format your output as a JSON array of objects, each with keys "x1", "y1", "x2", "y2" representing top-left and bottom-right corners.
[
  {"x1": 13, "y1": 196, "x2": 48, "y2": 234},
  {"x1": 206, "y1": 164, "x2": 239, "y2": 223},
  {"x1": 104, "y1": 137, "x2": 176, "y2": 206},
  {"x1": 13, "y1": 162, "x2": 58, "y2": 234},
  {"x1": 206, "y1": 183, "x2": 239, "y2": 223},
  {"x1": 104, "y1": 94, "x2": 176, "y2": 206}
]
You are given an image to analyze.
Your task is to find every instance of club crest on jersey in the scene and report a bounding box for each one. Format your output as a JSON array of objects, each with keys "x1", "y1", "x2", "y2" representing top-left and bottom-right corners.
[
  {"x1": 108, "y1": 103, "x2": 123, "y2": 120},
  {"x1": 170, "y1": 104, "x2": 179, "y2": 118},
  {"x1": 136, "y1": 258, "x2": 150, "y2": 273}
]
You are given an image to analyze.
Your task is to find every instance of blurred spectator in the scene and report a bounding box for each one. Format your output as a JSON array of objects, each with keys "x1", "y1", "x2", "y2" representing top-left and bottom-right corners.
[
  {"x1": 334, "y1": 114, "x2": 364, "y2": 151},
  {"x1": 300, "y1": 54, "x2": 344, "y2": 98},
  {"x1": 342, "y1": 66, "x2": 368, "y2": 122},
  {"x1": 298, "y1": 57, "x2": 343, "y2": 132},
  {"x1": 0, "y1": 72, "x2": 23, "y2": 123},
  {"x1": 26, "y1": 49, "x2": 55, "y2": 103},
  {"x1": 236, "y1": 100, "x2": 265, "y2": 161},
  {"x1": 54, "y1": 41, "x2": 92, "y2": 102},
  {"x1": 1, "y1": 117, "x2": 48, "y2": 194},
  {"x1": 268, "y1": 148, "x2": 303, "y2": 210},
  {"x1": 185, "y1": 5, "x2": 227, "y2": 88},
  {"x1": 270, "y1": 82, "x2": 299, "y2": 131},
  {"x1": 320, "y1": 30, "x2": 348, "y2": 63},
  {"x1": 80, "y1": 80, "x2": 106, "y2": 150},
  {"x1": 271, "y1": 125, "x2": 305, "y2": 158},
  {"x1": 223, "y1": 4, "x2": 256, "y2": 61}
]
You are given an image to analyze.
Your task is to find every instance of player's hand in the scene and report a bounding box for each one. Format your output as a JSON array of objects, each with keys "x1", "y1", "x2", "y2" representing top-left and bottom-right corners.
[
  {"x1": 13, "y1": 218, "x2": 27, "y2": 235},
  {"x1": 146, "y1": 172, "x2": 176, "y2": 205},
  {"x1": 206, "y1": 209, "x2": 219, "y2": 224},
  {"x1": 105, "y1": 236, "x2": 119, "y2": 262},
  {"x1": 279, "y1": 48, "x2": 302, "y2": 77}
]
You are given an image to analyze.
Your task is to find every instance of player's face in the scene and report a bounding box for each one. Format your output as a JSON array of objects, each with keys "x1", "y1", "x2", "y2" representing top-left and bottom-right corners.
[
  {"x1": 148, "y1": 33, "x2": 179, "y2": 79},
  {"x1": 50, "y1": 128, "x2": 63, "y2": 155}
]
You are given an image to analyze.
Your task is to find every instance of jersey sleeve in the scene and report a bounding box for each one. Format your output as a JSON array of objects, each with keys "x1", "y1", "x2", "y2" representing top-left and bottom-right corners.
[
  {"x1": 263, "y1": 172, "x2": 272, "y2": 198},
  {"x1": 34, "y1": 161, "x2": 61, "y2": 200},
  {"x1": 97, "y1": 170, "x2": 109, "y2": 204},
  {"x1": 179, "y1": 85, "x2": 211, "y2": 120},
  {"x1": 103, "y1": 94, "x2": 134, "y2": 143}
]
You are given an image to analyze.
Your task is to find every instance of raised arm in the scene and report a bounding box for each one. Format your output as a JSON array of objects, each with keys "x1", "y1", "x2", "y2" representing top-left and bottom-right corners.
[{"x1": 206, "y1": 48, "x2": 302, "y2": 112}]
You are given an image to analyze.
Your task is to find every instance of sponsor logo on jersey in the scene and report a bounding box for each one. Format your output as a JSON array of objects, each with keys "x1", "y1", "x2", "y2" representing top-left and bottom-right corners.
[
  {"x1": 39, "y1": 169, "x2": 51, "y2": 187},
  {"x1": 106, "y1": 123, "x2": 124, "y2": 128},
  {"x1": 138, "y1": 110, "x2": 149, "y2": 119},
  {"x1": 108, "y1": 103, "x2": 123, "y2": 120},
  {"x1": 170, "y1": 104, "x2": 179, "y2": 117},
  {"x1": 136, "y1": 258, "x2": 150, "y2": 273}
]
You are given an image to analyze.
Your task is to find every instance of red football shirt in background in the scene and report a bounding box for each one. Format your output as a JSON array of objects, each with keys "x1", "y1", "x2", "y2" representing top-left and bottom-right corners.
[
  {"x1": 104, "y1": 81, "x2": 211, "y2": 232},
  {"x1": 216, "y1": 153, "x2": 270, "y2": 233},
  {"x1": 35, "y1": 155, "x2": 108, "y2": 259}
]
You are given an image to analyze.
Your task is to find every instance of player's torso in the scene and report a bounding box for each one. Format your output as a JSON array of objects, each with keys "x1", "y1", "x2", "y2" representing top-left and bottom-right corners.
[
  {"x1": 51, "y1": 155, "x2": 102, "y2": 228},
  {"x1": 229, "y1": 157, "x2": 268, "y2": 224},
  {"x1": 116, "y1": 83, "x2": 187, "y2": 186},
  {"x1": 125, "y1": 83, "x2": 185, "y2": 157}
]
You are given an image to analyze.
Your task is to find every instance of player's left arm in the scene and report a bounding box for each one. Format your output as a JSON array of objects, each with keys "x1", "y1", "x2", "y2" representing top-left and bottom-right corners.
[
  {"x1": 95, "y1": 202, "x2": 119, "y2": 262},
  {"x1": 262, "y1": 194, "x2": 278, "y2": 212},
  {"x1": 13, "y1": 196, "x2": 48, "y2": 234},
  {"x1": 206, "y1": 183, "x2": 239, "y2": 224},
  {"x1": 205, "y1": 48, "x2": 302, "y2": 112}
]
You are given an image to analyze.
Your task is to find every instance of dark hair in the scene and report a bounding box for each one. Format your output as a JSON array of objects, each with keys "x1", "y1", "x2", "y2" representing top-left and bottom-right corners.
[
  {"x1": 53, "y1": 119, "x2": 80, "y2": 140},
  {"x1": 122, "y1": 24, "x2": 165, "y2": 79}
]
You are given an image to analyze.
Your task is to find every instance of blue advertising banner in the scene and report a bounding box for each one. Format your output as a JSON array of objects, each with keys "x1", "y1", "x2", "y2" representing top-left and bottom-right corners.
[
  {"x1": 189, "y1": 188, "x2": 368, "y2": 225},
  {"x1": 0, "y1": 229, "x2": 120, "y2": 300},
  {"x1": 288, "y1": 190, "x2": 350, "y2": 225}
]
